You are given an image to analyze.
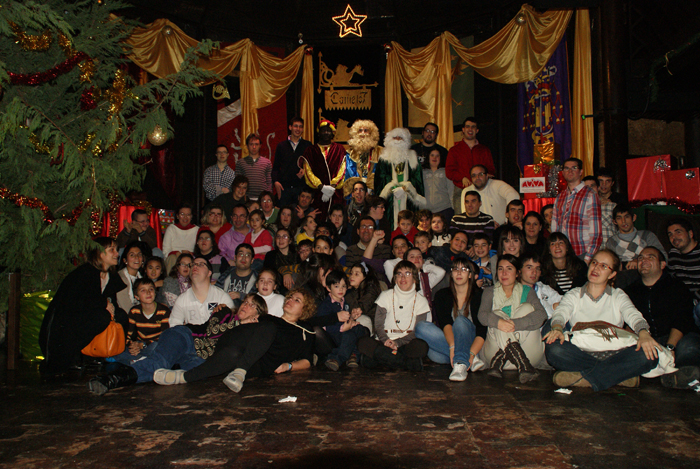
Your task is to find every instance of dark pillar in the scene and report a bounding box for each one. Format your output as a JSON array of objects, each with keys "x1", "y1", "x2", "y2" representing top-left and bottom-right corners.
[
  {"x1": 598, "y1": 0, "x2": 629, "y2": 194},
  {"x1": 7, "y1": 272, "x2": 21, "y2": 370},
  {"x1": 685, "y1": 113, "x2": 700, "y2": 169}
]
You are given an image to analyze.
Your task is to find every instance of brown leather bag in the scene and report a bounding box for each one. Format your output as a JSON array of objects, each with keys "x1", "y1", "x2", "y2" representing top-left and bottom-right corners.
[{"x1": 81, "y1": 313, "x2": 126, "y2": 358}]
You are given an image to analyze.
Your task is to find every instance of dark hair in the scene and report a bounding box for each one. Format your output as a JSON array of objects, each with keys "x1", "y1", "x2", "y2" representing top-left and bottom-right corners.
[
  {"x1": 325, "y1": 268, "x2": 347, "y2": 287},
  {"x1": 119, "y1": 241, "x2": 147, "y2": 269},
  {"x1": 414, "y1": 230, "x2": 431, "y2": 242},
  {"x1": 299, "y1": 253, "x2": 338, "y2": 304},
  {"x1": 352, "y1": 180, "x2": 368, "y2": 193},
  {"x1": 564, "y1": 157, "x2": 583, "y2": 169},
  {"x1": 397, "y1": 210, "x2": 415, "y2": 223},
  {"x1": 349, "y1": 262, "x2": 381, "y2": 301},
  {"x1": 314, "y1": 235, "x2": 334, "y2": 250},
  {"x1": 449, "y1": 256, "x2": 477, "y2": 320},
  {"x1": 241, "y1": 292, "x2": 269, "y2": 317},
  {"x1": 582, "y1": 175, "x2": 597, "y2": 184},
  {"x1": 231, "y1": 174, "x2": 249, "y2": 191},
  {"x1": 176, "y1": 202, "x2": 194, "y2": 218},
  {"x1": 403, "y1": 246, "x2": 423, "y2": 261},
  {"x1": 523, "y1": 211, "x2": 545, "y2": 243},
  {"x1": 315, "y1": 221, "x2": 338, "y2": 240},
  {"x1": 275, "y1": 205, "x2": 296, "y2": 233},
  {"x1": 144, "y1": 256, "x2": 166, "y2": 281},
  {"x1": 235, "y1": 243, "x2": 254, "y2": 258},
  {"x1": 299, "y1": 186, "x2": 314, "y2": 198},
  {"x1": 596, "y1": 167, "x2": 615, "y2": 180},
  {"x1": 666, "y1": 217, "x2": 694, "y2": 236},
  {"x1": 612, "y1": 203, "x2": 633, "y2": 219},
  {"x1": 506, "y1": 199, "x2": 525, "y2": 211},
  {"x1": 131, "y1": 209, "x2": 148, "y2": 221},
  {"x1": 498, "y1": 226, "x2": 525, "y2": 256},
  {"x1": 640, "y1": 246, "x2": 667, "y2": 262},
  {"x1": 470, "y1": 164, "x2": 488, "y2": 176},
  {"x1": 88, "y1": 237, "x2": 118, "y2": 271},
  {"x1": 257, "y1": 269, "x2": 280, "y2": 293},
  {"x1": 430, "y1": 212, "x2": 448, "y2": 236},
  {"x1": 464, "y1": 190, "x2": 481, "y2": 203},
  {"x1": 249, "y1": 209, "x2": 265, "y2": 222},
  {"x1": 300, "y1": 215, "x2": 316, "y2": 231},
  {"x1": 245, "y1": 133, "x2": 261, "y2": 146},
  {"x1": 462, "y1": 116, "x2": 478, "y2": 127},
  {"x1": 423, "y1": 122, "x2": 439, "y2": 134},
  {"x1": 541, "y1": 232, "x2": 583, "y2": 286},
  {"x1": 368, "y1": 196, "x2": 386, "y2": 210},
  {"x1": 328, "y1": 204, "x2": 349, "y2": 236},
  {"x1": 194, "y1": 229, "x2": 221, "y2": 257},
  {"x1": 290, "y1": 116, "x2": 304, "y2": 126},
  {"x1": 132, "y1": 277, "x2": 155, "y2": 296},
  {"x1": 215, "y1": 144, "x2": 228, "y2": 153},
  {"x1": 258, "y1": 190, "x2": 276, "y2": 206},
  {"x1": 169, "y1": 252, "x2": 194, "y2": 278},
  {"x1": 193, "y1": 256, "x2": 213, "y2": 273},
  {"x1": 391, "y1": 235, "x2": 411, "y2": 257},
  {"x1": 520, "y1": 251, "x2": 541, "y2": 266},
  {"x1": 497, "y1": 254, "x2": 522, "y2": 280},
  {"x1": 416, "y1": 209, "x2": 433, "y2": 222},
  {"x1": 203, "y1": 204, "x2": 227, "y2": 225},
  {"x1": 392, "y1": 260, "x2": 420, "y2": 292},
  {"x1": 472, "y1": 232, "x2": 491, "y2": 244}
]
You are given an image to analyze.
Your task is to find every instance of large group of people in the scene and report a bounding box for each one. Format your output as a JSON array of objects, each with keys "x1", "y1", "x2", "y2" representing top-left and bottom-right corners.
[{"x1": 38, "y1": 116, "x2": 700, "y2": 396}]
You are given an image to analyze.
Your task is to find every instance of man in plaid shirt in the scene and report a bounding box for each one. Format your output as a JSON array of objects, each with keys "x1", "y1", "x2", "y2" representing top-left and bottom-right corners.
[
  {"x1": 203, "y1": 145, "x2": 236, "y2": 201},
  {"x1": 551, "y1": 157, "x2": 602, "y2": 264}
]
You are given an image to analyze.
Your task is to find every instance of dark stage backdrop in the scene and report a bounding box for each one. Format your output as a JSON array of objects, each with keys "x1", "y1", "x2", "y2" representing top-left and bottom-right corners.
[{"x1": 313, "y1": 46, "x2": 384, "y2": 143}]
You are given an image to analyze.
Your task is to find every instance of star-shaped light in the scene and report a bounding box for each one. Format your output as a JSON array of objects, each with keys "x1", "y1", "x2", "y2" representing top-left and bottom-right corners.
[{"x1": 332, "y1": 5, "x2": 367, "y2": 38}]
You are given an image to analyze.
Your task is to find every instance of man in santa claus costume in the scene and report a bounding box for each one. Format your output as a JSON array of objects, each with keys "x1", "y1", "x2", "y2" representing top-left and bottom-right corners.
[{"x1": 375, "y1": 127, "x2": 427, "y2": 229}]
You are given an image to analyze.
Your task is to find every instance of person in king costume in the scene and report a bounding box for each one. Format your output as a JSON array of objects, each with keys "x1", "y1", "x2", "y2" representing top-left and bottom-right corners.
[
  {"x1": 297, "y1": 119, "x2": 347, "y2": 220},
  {"x1": 375, "y1": 127, "x2": 427, "y2": 229},
  {"x1": 344, "y1": 119, "x2": 382, "y2": 199}
]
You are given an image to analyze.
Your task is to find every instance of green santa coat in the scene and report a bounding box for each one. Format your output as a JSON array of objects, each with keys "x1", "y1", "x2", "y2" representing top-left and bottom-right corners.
[{"x1": 375, "y1": 148, "x2": 427, "y2": 230}]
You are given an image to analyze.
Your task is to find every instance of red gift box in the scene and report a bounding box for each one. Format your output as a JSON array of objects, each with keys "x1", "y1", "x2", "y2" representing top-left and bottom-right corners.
[
  {"x1": 662, "y1": 168, "x2": 700, "y2": 205},
  {"x1": 626, "y1": 155, "x2": 671, "y2": 202},
  {"x1": 522, "y1": 164, "x2": 564, "y2": 199}
]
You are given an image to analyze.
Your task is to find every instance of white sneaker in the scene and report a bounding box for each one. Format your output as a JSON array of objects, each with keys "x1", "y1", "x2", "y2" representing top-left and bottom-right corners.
[
  {"x1": 471, "y1": 355, "x2": 485, "y2": 372},
  {"x1": 449, "y1": 363, "x2": 469, "y2": 381}
]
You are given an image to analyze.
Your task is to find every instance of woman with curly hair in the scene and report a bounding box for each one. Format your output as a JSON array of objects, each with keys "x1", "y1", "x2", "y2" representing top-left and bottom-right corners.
[{"x1": 154, "y1": 288, "x2": 317, "y2": 393}]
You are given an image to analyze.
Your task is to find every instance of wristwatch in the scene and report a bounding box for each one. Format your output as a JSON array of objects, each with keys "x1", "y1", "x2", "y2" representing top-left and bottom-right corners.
[
  {"x1": 666, "y1": 344, "x2": 676, "y2": 352},
  {"x1": 287, "y1": 362, "x2": 293, "y2": 371}
]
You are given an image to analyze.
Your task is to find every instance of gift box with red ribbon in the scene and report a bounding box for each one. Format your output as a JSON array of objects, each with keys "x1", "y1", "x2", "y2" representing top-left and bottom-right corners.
[
  {"x1": 662, "y1": 168, "x2": 700, "y2": 205},
  {"x1": 626, "y1": 155, "x2": 672, "y2": 202}
]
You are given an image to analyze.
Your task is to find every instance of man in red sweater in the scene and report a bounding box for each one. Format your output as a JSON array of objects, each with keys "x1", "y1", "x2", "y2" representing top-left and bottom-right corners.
[{"x1": 446, "y1": 117, "x2": 496, "y2": 211}]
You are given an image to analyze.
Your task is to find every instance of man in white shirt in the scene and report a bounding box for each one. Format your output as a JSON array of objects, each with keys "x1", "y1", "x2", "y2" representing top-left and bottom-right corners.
[
  {"x1": 169, "y1": 257, "x2": 234, "y2": 326},
  {"x1": 461, "y1": 164, "x2": 520, "y2": 225}
]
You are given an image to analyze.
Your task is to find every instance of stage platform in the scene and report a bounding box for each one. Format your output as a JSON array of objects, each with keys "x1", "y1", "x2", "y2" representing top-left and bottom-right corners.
[{"x1": 1, "y1": 357, "x2": 699, "y2": 469}]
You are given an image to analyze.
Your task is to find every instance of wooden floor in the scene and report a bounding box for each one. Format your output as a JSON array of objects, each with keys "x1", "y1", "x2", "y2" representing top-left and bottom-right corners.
[{"x1": 1, "y1": 357, "x2": 700, "y2": 469}]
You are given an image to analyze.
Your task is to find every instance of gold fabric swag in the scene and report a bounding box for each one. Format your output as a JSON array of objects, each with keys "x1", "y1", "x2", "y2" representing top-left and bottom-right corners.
[
  {"x1": 385, "y1": 4, "x2": 592, "y2": 173},
  {"x1": 124, "y1": 18, "x2": 314, "y2": 151}
]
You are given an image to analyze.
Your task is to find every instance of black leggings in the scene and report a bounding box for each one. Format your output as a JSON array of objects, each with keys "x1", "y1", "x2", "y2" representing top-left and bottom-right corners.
[{"x1": 184, "y1": 320, "x2": 277, "y2": 382}]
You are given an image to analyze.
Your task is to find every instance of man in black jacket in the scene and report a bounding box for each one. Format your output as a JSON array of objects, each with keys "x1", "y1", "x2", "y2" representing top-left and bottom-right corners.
[
  {"x1": 272, "y1": 117, "x2": 312, "y2": 207},
  {"x1": 624, "y1": 246, "x2": 700, "y2": 388}
]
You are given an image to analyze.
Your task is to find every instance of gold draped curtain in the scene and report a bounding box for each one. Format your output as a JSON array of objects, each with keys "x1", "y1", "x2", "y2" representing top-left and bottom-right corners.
[
  {"x1": 572, "y1": 9, "x2": 594, "y2": 176},
  {"x1": 123, "y1": 18, "x2": 314, "y2": 151},
  {"x1": 385, "y1": 4, "x2": 588, "y2": 166}
]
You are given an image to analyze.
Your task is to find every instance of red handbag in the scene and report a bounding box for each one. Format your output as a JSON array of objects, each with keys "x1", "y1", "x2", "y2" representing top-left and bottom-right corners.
[{"x1": 81, "y1": 313, "x2": 126, "y2": 358}]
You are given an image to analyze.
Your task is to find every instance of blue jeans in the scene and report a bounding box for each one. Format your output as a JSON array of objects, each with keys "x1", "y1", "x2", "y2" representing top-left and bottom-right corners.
[
  {"x1": 130, "y1": 326, "x2": 204, "y2": 383},
  {"x1": 110, "y1": 341, "x2": 159, "y2": 366},
  {"x1": 659, "y1": 332, "x2": 700, "y2": 368},
  {"x1": 415, "y1": 316, "x2": 476, "y2": 366},
  {"x1": 327, "y1": 325, "x2": 369, "y2": 363},
  {"x1": 693, "y1": 302, "x2": 700, "y2": 330},
  {"x1": 545, "y1": 340, "x2": 658, "y2": 391}
]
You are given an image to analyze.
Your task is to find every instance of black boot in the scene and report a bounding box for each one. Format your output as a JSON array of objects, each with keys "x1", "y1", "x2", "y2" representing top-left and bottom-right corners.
[
  {"x1": 504, "y1": 340, "x2": 539, "y2": 383},
  {"x1": 487, "y1": 348, "x2": 507, "y2": 378},
  {"x1": 88, "y1": 364, "x2": 138, "y2": 395}
]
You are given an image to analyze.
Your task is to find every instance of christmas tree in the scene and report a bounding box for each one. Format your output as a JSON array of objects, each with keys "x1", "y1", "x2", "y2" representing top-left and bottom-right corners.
[{"x1": 0, "y1": 1, "x2": 215, "y2": 306}]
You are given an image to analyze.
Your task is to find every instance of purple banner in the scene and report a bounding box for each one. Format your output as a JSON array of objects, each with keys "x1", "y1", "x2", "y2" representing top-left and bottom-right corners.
[{"x1": 517, "y1": 34, "x2": 572, "y2": 171}]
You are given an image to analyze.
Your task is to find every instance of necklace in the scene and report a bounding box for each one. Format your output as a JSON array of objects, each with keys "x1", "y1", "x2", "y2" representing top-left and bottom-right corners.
[{"x1": 391, "y1": 289, "x2": 418, "y2": 333}]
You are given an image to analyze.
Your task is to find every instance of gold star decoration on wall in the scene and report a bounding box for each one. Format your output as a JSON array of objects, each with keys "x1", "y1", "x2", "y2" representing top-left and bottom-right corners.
[{"x1": 332, "y1": 4, "x2": 367, "y2": 38}]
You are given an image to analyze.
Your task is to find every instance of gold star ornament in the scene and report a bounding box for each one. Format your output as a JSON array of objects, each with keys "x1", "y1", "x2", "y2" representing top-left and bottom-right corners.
[{"x1": 332, "y1": 4, "x2": 367, "y2": 38}]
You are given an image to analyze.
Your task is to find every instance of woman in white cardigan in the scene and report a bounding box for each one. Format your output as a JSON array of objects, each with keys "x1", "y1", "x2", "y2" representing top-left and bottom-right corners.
[
  {"x1": 163, "y1": 203, "x2": 199, "y2": 272},
  {"x1": 544, "y1": 249, "x2": 661, "y2": 390}
]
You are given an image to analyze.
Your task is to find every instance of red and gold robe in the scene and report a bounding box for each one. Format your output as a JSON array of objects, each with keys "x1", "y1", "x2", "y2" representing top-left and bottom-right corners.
[{"x1": 297, "y1": 143, "x2": 347, "y2": 219}]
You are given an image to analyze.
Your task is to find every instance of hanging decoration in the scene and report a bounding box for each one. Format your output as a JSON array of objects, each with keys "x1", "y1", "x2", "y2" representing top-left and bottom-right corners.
[
  {"x1": 212, "y1": 82, "x2": 230, "y2": 100},
  {"x1": 7, "y1": 51, "x2": 90, "y2": 85},
  {"x1": 9, "y1": 21, "x2": 53, "y2": 51},
  {"x1": 147, "y1": 125, "x2": 168, "y2": 146},
  {"x1": 629, "y1": 197, "x2": 700, "y2": 215},
  {"x1": 332, "y1": 5, "x2": 367, "y2": 38},
  {"x1": 0, "y1": 187, "x2": 88, "y2": 225}
]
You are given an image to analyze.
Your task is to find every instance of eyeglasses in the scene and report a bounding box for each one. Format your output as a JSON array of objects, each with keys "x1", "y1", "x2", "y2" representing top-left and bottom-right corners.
[
  {"x1": 451, "y1": 266, "x2": 470, "y2": 273},
  {"x1": 636, "y1": 254, "x2": 659, "y2": 262},
  {"x1": 471, "y1": 172, "x2": 486, "y2": 178},
  {"x1": 563, "y1": 166, "x2": 580, "y2": 172},
  {"x1": 237, "y1": 252, "x2": 252, "y2": 258},
  {"x1": 590, "y1": 259, "x2": 613, "y2": 272},
  {"x1": 353, "y1": 187, "x2": 366, "y2": 192},
  {"x1": 209, "y1": 212, "x2": 223, "y2": 218},
  {"x1": 241, "y1": 299, "x2": 260, "y2": 311},
  {"x1": 396, "y1": 271, "x2": 413, "y2": 278},
  {"x1": 193, "y1": 262, "x2": 208, "y2": 268},
  {"x1": 178, "y1": 212, "x2": 192, "y2": 217},
  {"x1": 179, "y1": 263, "x2": 192, "y2": 268},
  {"x1": 359, "y1": 225, "x2": 375, "y2": 231},
  {"x1": 423, "y1": 129, "x2": 437, "y2": 135},
  {"x1": 215, "y1": 151, "x2": 228, "y2": 155},
  {"x1": 276, "y1": 234, "x2": 290, "y2": 240}
]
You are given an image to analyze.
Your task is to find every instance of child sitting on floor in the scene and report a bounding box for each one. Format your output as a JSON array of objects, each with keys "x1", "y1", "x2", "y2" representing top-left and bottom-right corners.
[{"x1": 317, "y1": 268, "x2": 370, "y2": 371}]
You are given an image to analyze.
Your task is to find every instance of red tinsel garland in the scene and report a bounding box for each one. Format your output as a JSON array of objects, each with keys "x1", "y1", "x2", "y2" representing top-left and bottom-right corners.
[
  {"x1": 8, "y1": 51, "x2": 89, "y2": 85},
  {"x1": 629, "y1": 197, "x2": 700, "y2": 215},
  {"x1": 0, "y1": 187, "x2": 87, "y2": 225}
]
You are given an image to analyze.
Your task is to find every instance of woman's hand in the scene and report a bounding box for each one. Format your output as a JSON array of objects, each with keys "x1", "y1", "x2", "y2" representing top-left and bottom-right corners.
[
  {"x1": 497, "y1": 318, "x2": 515, "y2": 333},
  {"x1": 351, "y1": 308, "x2": 363, "y2": 320},
  {"x1": 476, "y1": 278, "x2": 484, "y2": 288},
  {"x1": 154, "y1": 279, "x2": 164, "y2": 288},
  {"x1": 283, "y1": 274, "x2": 295, "y2": 290},
  {"x1": 274, "y1": 362, "x2": 293, "y2": 374},
  {"x1": 384, "y1": 339, "x2": 398, "y2": 350},
  {"x1": 229, "y1": 291, "x2": 241, "y2": 300},
  {"x1": 106, "y1": 301, "x2": 115, "y2": 315},
  {"x1": 543, "y1": 329, "x2": 565, "y2": 344},
  {"x1": 240, "y1": 316, "x2": 259, "y2": 325},
  {"x1": 449, "y1": 346, "x2": 455, "y2": 367},
  {"x1": 128, "y1": 341, "x2": 144, "y2": 356},
  {"x1": 636, "y1": 330, "x2": 661, "y2": 360}
]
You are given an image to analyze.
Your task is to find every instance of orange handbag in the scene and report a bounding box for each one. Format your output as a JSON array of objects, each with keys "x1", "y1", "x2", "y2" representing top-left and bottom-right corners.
[{"x1": 81, "y1": 313, "x2": 126, "y2": 358}]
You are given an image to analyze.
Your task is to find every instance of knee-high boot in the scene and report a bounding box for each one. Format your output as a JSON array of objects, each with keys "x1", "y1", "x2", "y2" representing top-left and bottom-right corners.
[
  {"x1": 505, "y1": 340, "x2": 539, "y2": 383},
  {"x1": 487, "y1": 348, "x2": 507, "y2": 378}
]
